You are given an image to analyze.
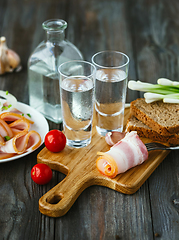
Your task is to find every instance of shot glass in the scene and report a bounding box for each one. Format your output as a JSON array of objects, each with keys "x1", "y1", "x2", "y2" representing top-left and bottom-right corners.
[
  {"x1": 92, "y1": 50, "x2": 129, "y2": 136},
  {"x1": 58, "y1": 60, "x2": 96, "y2": 148}
]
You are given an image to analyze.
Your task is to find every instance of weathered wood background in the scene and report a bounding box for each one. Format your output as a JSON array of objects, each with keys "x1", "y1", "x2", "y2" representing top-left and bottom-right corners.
[{"x1": 0, "y1": 0, "x2": 179, "y2": 239}]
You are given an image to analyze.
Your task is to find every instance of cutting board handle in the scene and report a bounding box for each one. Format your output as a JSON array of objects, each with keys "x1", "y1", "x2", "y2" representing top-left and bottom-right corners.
[{"x1": 39, "y1": 172, "x2": 93, "y2": 217}]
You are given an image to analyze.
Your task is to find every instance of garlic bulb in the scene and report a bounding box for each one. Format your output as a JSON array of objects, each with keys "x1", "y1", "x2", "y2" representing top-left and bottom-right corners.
[
  {"x1": 105, "y1": 131, "x2": 126, "y2": 146},
  {"x1": 0, "y1": 36, "x2": 21, "y2": 75}
]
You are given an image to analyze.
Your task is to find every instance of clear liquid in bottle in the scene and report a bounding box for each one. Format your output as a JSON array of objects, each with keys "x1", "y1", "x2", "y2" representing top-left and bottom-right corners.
[{"x1": 28, "y1": 19, "x2": 83, "y2": 123}]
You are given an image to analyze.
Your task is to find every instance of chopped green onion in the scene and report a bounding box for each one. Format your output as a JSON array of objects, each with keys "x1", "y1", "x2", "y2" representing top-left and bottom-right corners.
[
  {"x1": 1, "y1": 106, "x2": 8, "y2": 110},
  {"x1": 1, "y1": 104, "x2": 12, "y2": 111},
  {"x1": 0, "y1": 90, "x2": 17, "y2": 112},
  {"x1": 27, "y1": 113, "x2": 31, "y2": 118},
  {"x1": 22, "y1": 113, "x2": 24, "y2": 116},
  {"x1": 4, "y1": 136, "x2": 10, "y2": 141}
]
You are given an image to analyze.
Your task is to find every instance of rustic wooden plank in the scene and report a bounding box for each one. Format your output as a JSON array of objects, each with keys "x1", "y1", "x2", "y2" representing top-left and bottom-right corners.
[
  {"x1": 128, "y1": 0, "x2": 179, "y2": 239},
  {"x1": 0, "y1": 0, "x2": 152, "y2": 240},
  {"x1": 149, "y1": 152, "x2": 179, "y2": 239},
  {"x1": 70, "y1": 0, "x2": 138, "y2": 103},
  {"x1": 0, "y1": 0, "x2": 69, "y2": 240},
  {"x1": 0, "y1": 0, "x2": 179, "y2": 239},
  {"x1": 53, "y1": 0, "x2": 154, "y2": 239}
]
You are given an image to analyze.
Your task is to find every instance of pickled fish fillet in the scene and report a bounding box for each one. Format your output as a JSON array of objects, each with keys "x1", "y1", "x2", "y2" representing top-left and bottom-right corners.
[
  {"x1": 0, "y1": 118, "x2": 13, "y2": 138},
  {"x1": 0, "y1": 111, "x2": 41, "y2": 159},
  {"x1": 96, "y1": 131, "x2": 148, "y2": 178},
  {"x1": 9, "y1": 119, "x2": 30, "y2": 135},
  {"x1": 0, "y1": 130, "x2": 41, "y2": 154},
  {"x1": 0, "y1": 152, "x2": 16, "y2": 159},
  {"x1": 0, "y1": 111, "x2": 34, "y2": 124}
]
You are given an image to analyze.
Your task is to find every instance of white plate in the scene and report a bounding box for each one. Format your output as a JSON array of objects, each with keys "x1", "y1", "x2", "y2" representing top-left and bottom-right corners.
[{"x1": 0, "y1": 102, "x2": 49, "y2": 163}]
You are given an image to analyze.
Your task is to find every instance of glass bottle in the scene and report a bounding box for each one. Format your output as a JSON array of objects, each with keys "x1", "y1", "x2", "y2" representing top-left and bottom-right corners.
[{"x1": 28, "y1": 19, "x2": 83, "y2": 123}]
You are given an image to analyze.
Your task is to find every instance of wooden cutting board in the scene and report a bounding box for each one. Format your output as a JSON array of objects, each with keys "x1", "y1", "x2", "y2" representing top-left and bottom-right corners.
[{"x1": 37, "y1": 107, "x2": 170, "y2": 217}]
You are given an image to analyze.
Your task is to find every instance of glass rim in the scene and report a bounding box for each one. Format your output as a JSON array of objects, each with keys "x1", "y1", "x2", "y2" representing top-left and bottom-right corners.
[
  {"x1": 42, "y1": 19, "x2": 67, "y2": 32},
  {"x1": 91, "y1": 50, "x2": 130, "y2": 69},
  {"x1": 58, "y1": 60, "x2": 96, "y2": 79}
]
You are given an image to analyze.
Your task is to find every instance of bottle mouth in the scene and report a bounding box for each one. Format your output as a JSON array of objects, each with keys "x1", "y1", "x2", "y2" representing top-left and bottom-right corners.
[{"x1": 42, "y1": 19, "x2": 67, "y2": 32}]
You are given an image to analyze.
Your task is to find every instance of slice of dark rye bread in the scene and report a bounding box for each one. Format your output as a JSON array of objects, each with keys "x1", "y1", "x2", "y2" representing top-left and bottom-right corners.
[
  {"x1": 126, "y1": 115, "x2": 179, "y2": 145},
  {"x1": 130, "y1": 98, "x2": 179, "y2": 136}
]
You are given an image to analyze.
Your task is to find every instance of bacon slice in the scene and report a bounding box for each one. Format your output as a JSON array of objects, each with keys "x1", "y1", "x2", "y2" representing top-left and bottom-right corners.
[
  {"x1": 0, "y1": 112, "x2": 34, "y2": 124},
  {"x1": 0, "y1": 130, "x2": 41, "y2": 154},
  {"x1": 96, "y1": 131, "x2": 148, "y2": 178}
]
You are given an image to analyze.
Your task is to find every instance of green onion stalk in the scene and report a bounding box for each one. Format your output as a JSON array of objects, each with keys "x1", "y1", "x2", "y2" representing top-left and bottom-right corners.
[{"x1": 128, "y1": 78, "x2": 179, "y2": 103}]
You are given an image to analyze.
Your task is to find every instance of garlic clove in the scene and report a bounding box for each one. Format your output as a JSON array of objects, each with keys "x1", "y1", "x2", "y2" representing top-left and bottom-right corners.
[
  {"x1": 0, "y1": 60, "x2": 6, "y2": 75},
  {"x1": 0, "y1": 36, "x2": 21, "y2": 75},
  {"x1": 105, "y1": 131, "x2": 126, "y2": 146},
  {"x1": 7, "y1": 49, "x2": 21, "y2": 69}
]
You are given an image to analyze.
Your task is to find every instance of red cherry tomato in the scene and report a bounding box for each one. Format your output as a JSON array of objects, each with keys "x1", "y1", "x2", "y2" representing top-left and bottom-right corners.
[
  {"x1": 45, "y1": 130, "x2": 66, "y2": 152},
  {"x1": 31, "y1": 163, "x2": 52, "y2": 185}
]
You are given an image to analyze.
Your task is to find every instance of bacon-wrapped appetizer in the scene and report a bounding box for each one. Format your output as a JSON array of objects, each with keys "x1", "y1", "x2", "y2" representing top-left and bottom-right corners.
[{"x1": 96, "y1": 131, "x2": 148, "y2": 178}]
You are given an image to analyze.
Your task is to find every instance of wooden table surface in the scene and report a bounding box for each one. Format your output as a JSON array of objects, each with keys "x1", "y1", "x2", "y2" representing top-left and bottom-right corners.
[{"x1": 0, "y1": 0, "x2": 179, "y2": 239}]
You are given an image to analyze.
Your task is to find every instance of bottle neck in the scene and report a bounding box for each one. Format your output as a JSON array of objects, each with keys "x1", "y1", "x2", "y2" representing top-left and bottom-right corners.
[{"x1": 46, "y1": 30, "x2": 65, "y2": 43}]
